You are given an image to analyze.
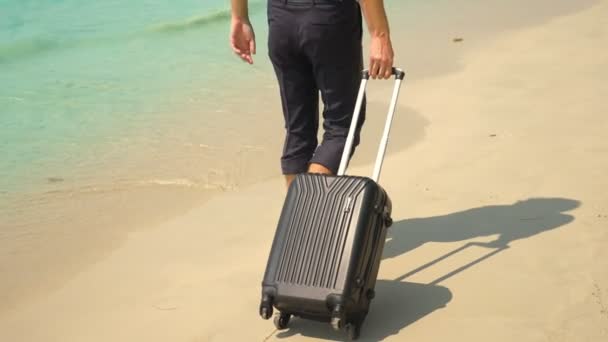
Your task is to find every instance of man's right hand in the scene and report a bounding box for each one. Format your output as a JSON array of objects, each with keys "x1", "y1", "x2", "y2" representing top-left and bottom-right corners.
[{"x1": 230, "y1": 17, "x2": 256, "y2": 64}]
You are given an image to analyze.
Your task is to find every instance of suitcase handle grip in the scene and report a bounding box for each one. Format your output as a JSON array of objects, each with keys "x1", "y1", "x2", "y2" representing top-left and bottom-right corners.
[
  {"x1": 362, "y1": 67, "x2": 405, "y2": 80},
  {"x1": 337, "y1": 67, "x2": 405, "y2": 183}
]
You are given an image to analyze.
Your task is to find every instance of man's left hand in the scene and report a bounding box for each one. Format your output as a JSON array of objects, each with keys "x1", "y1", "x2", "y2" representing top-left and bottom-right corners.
[{"x1": 369, "y1": 33, "x2": 394, "y2": 79}]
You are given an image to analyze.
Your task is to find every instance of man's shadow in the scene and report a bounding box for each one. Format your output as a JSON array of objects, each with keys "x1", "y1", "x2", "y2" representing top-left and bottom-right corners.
[
  {"x1": 384, "y1": 197, "x2": 580, "y2": 261},
  {"x1": 274, "y1": 197, "x2": 579, "y2": 341}
]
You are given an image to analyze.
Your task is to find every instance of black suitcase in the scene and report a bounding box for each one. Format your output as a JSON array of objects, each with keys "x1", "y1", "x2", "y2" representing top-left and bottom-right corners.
[{"x1": 260, "y1": 68, "x2": 405, "y2": 340}]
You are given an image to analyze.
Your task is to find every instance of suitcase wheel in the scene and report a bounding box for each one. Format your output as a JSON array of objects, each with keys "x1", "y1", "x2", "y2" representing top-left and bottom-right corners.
[
  {"x1": 273, "y1": 313, "x2": 291, "y2": 330},
  {"x1": 366, "y1": 289, "x2": 376, "y2": 300},
  {"x1": 345, "y1": 322, "x2": 361, "y2": 341},
  {"x1": 259, "y1": 295, "x2": 274, "y2": 320},
  {"x1": 330, "y1": 304, "x2": 345, "y2": 331},
  {"x1": 259, "y1": 303, "x2": 273, "y2": 320},
  {"x1": 331, "y1": 317, "x2": 362, "y2": 340},
  {"x1": 330, "y1": 315, "x2": 343, "y2": 331}
]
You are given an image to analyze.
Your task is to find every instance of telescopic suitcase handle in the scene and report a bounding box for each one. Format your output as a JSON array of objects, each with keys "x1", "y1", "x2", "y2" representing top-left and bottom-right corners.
[{"x1": 337, "y1": 67, "x2": 405, "y2": 183}]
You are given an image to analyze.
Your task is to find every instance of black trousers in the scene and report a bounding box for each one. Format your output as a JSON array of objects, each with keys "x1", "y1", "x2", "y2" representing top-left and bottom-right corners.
[{"x1": 267, "y1": 0, "x2": 366, "y2": 175}]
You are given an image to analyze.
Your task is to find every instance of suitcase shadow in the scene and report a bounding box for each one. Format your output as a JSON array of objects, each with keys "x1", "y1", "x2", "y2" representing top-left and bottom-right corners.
[
  {"x1": 383, "y1": 197, "x2": 580, "y2": 261},
  {"x1": 274, "y1": 280, "x2": 452, "y2": 341}
]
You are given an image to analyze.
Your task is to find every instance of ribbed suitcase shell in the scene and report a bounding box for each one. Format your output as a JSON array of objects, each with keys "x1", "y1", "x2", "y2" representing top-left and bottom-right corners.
[{"x1": 261, "y1": 172, "x2": 391, "y2": 324}]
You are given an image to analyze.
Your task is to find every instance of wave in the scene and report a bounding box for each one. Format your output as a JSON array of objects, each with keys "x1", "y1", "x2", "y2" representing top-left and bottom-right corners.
[
  {"x1": 147, "y1": 1, "x2": 264, "y2": 34},
  {"x1": 1, "y1": 177, "x2": 234, "y2": 208},
  {"x1": 0, "y1": 34, "x2": 115, "y2": 64},
  {"x1": 0, "y1": 1, "x2": 264, "y2": 64},
  {"x1": 148, "y1": 10, "x2": 231, "y2": 33},
  {"x1": 0, "y1": 37, "x2": 64, "y2": 64},
  {"x1": 137, "y1": 178, "x2": 200, "y2": 188}
]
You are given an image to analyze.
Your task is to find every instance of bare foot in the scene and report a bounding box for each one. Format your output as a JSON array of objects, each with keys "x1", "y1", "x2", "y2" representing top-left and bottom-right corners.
[
  {"x1": 308, "y1": 163, "x2": 333, "y2": 175},
  {"x1": 285, "y1": 174, "x2": 296, "y2": 188}
]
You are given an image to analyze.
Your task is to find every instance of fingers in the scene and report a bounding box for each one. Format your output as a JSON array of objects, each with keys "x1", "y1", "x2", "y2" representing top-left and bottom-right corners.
[
  {"x1": 383, "y1": 61, "x2": 393, "y2": 79},
  {"x1": 385, "y1": 63, "x2": 394, "y2": 78},
  {"x1": 378, "y1": 54, "x2": 394, "y2": 79},
  {"x1": 370, "y1": 57, "x2": 393, "y2": 79},
  {"x1": 242, "y1": 39, "x2": 255, "y2": 64},
  {"x1": 243, "y1": 53, "x2": 253, "y2": 64},
  {"x1": 238, "y1": 51, "x2": 252, "y2": 64},
  {"x1": 377, "y1": 64, "x2": 387, "y2": 80},
  {"x1": 231, "y1": 40, "x2": 253, "y2": 64},
  {"x1": 231, "y1": 43, "x2": 243, "y2": 56},
  {"x1": 249, "y1": 38, "x2": 256, "y2": 55},
  {"x1": 369, "y1": 58, "x2": 380, "y2": 80}
]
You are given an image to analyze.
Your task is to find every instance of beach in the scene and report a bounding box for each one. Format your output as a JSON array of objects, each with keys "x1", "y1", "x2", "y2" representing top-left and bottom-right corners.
[{"x1": 1, "y1": 0, "x2": 608, "y2": 341}]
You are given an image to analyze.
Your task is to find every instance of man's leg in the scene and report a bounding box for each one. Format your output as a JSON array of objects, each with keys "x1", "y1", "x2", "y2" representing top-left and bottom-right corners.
[
  {"x1": 284, "y1": 174, "x2": 297, "y2": 188},
  {"x1": 271, "y1": 61, "x2": 319, "y2": 188},
  {"x1": 268, "y1": 2, "x2": 320, "y2": 188},
  {"x1": 303, "y1": 0, "x2": 366, "y2": 175}
]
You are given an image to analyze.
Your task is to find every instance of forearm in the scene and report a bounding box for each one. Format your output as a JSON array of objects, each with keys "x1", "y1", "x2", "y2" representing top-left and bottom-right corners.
[
  {"x1": 360, "y1": 0, "x2": 390, "y2": 38},
  {"x1": 231, "y1": 0, "x2": 249, "y2": 21}
]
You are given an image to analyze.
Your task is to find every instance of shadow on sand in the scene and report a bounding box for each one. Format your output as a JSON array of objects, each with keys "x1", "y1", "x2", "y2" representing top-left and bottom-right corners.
[
  {"x1": 274, "y1": 197, "x2": 579, "y2": 340},
  {"x1": 275, "y1": 280, "x2": 452, "y2": 341}
]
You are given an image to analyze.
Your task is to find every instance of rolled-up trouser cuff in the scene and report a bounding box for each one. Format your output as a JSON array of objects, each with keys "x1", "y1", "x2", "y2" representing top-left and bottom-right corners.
[
  {"x1": 309, "y1": 132, "x2": 361, "y2": 175},
  {"x1": 281, "y1": 153, "x2": 313, "y2": 175},
  {"x1": 309, "y1": 141, "x2": 345, "y2": 175}
]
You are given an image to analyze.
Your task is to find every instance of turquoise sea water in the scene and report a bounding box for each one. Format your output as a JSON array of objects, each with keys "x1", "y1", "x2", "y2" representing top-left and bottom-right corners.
[{"x1": 1, "y1": 0, "x2": 272, "y2": 199}]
